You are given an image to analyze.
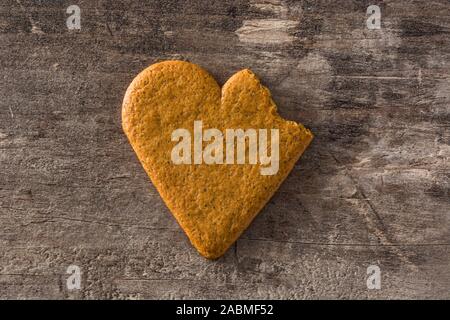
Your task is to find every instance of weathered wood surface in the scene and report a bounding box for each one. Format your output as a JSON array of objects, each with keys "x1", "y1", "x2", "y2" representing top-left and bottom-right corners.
[{"x1": 0, "y1": 0, "x2": 449, "y2": 299}]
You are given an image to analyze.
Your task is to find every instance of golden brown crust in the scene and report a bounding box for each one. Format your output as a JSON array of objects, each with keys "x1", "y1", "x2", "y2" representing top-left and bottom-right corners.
[{"x1": 122, "y1": 60, "x2": 313, "y2": 259}]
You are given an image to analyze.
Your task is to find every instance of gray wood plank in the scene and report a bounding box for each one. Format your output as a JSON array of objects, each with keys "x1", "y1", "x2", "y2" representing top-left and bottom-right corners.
[{"x1": 0, "y1": 0, "x2": 449, "y2": 299}]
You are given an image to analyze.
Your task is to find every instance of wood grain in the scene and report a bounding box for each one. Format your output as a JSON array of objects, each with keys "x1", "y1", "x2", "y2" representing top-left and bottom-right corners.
[{"x1": 0, "y1": 0, "x2": 449, "y2": 299}]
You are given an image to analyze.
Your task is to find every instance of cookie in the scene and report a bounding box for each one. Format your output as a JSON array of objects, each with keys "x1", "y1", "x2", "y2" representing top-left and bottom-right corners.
[{"x1": 122, "y1": 60, "x2": 313, "y2": 259}]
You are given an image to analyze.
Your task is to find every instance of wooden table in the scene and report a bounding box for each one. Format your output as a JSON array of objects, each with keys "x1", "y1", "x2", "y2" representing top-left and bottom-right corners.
[{"x1": 1, "y1": 0, "x2": 449, "y2": 299}]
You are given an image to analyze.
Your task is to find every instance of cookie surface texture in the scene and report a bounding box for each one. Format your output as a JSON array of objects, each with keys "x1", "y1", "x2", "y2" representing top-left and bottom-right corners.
[{"x1": 122, "y1": 60, "x2": 313, "y2": 259}]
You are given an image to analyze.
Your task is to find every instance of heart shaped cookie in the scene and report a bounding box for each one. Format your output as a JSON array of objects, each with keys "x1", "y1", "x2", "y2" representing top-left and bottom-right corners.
[{"x1": 122, "y1": 61, "x2": 313, "y2": 259}]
